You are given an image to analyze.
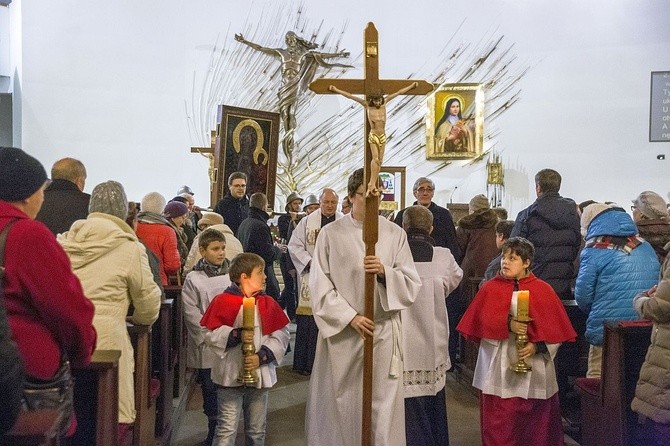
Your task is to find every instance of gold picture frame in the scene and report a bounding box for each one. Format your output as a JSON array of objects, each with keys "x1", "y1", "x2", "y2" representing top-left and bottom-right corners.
[{"x1": 426, "y1": 83, "x2": 484, "y2": 160}]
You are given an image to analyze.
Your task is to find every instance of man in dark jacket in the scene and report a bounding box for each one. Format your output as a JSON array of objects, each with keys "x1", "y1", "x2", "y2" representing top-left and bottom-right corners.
[
  {"x1": 510, "y1": 168, "x2": 581, "y2": 300},
  {"x1": 35, "y1": 157, "x2": 90, "y2": 235},
  {"x1": 236, "y1": 192, "x2": 282, "y2": 300},
  {"x1": 213, "y1": 172, "x2": 250, "y2": 235}
]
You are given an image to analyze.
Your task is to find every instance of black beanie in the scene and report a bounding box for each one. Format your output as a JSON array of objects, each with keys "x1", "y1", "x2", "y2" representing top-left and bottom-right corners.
[{"x1": 0, "y1": 147, "x2": 48, "y2": 202}]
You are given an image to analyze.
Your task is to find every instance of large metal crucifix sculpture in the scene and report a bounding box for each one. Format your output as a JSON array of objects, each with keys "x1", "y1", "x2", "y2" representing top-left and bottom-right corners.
[{"x1": 310, "y1": 22, "x2": 433, "y2": 446}]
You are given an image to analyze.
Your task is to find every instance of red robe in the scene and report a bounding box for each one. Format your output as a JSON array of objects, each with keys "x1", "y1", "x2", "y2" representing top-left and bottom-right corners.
[
  {"x1": 201, "y1": 287, "x2": 288, "y2": 335},
  {"x1": 457, "y1": 273, "x2": 577, "y2": 344}
]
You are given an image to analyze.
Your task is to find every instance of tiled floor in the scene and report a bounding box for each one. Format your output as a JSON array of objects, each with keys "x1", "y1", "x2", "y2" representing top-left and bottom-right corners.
[{"x1": 171, "y1": 323, "x2": 579, "y2": 446}]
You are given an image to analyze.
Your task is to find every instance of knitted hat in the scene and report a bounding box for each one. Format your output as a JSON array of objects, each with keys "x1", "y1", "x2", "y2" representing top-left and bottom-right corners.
[
  {"x1": 303, "y1": 194, "x2": 319, "y2": 211},
  {"x1": 141, "y1": 192, "x2": 166, "y2": 214},
  {"x1": 0, "y1": 147, "x2": 48, "y2": 202},
  {"x1": 197, "y1": 211, "x2": 224, "y2": 230},
  {"x1": 89, "y1": 181, "x2": 128, "y2": 220},
  {"x1": 163, "y1": 201, "x2": 188, "y2": 219},
  {"x1": 284, "y1": 192, "x2": 303, "y2": 212},
  {"x1": 469, "y1": 194, "x2": 490, "y2": 213},
  {"x1": 632, "y1": 191, "x2": 668, "y2": 220},
  {"x1": 580, "y1": 203, "x2": 611, "y2": 234}
]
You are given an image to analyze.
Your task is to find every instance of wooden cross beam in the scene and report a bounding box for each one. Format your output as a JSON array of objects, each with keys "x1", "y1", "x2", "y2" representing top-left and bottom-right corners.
[{"x1": 310, "y1": 22, "x2": 432, "y2": 446}]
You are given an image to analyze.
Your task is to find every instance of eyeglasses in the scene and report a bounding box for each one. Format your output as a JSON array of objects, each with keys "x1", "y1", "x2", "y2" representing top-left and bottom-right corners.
[
  {"x1": 231, "y1": 184, "x2": 247, "y2": 188},
  {"x1": 416, "y1": 187, "x2": 434, "y2": 193}
]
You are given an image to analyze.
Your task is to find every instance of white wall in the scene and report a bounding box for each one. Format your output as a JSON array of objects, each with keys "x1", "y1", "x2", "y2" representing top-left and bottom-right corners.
[{"x1": 9, "y1": 0, "x2": 670, "y2": 215}]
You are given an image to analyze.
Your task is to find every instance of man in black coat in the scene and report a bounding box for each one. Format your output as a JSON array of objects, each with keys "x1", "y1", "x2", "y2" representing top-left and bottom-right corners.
[
  {"x1": 36, "y1": 158, "x2": 90, "y2": 235},
  {"x1": 213, "y1": 172, "x2": 250, "y2": 235},
  {"x1": 510, "y1": 168, "x2": 581, "y2": 300},
  {"x1": 236, "y1": 192, "x2": 282, "y2": 300}
]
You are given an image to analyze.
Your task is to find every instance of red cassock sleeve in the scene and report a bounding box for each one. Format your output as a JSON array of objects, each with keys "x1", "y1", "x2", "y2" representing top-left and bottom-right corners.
[{"x1": 201, "y1": 292, "x2": 289, "y2": 336}]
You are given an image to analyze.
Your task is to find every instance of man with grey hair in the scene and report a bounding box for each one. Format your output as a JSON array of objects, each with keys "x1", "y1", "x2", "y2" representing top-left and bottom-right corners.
[
  {"x1": 401, "y1": 205, "x2": 462, "y2": 445},
  {"x1": 237, "y1": 192, "x2": 283, "y2": 300},
  {"x1": 36, "y1": 157, "x2": 90, "y2": 234},
  {"x1": 288, "y1": 188, "x2": 342, "y2": 374},
  {"x1": 213, "y1": 171, "x2": 250, "y2": 235},
  {"x1": 394, "y1": 176, "x2": 461, "y2": 364}
]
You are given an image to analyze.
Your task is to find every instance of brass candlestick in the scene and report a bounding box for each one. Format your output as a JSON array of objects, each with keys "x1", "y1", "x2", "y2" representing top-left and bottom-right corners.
[
  {"x1": 237, "y1": 327, "x2": 258, "y2": 385},
  {"x1": 510, "y1": 315, "x2": 533, "y2": 373}
]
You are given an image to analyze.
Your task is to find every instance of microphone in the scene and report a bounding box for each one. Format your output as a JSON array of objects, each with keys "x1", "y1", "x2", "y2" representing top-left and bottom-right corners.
[{"x1": 449, "y1": 186, "x2": 458, "y2": 204}]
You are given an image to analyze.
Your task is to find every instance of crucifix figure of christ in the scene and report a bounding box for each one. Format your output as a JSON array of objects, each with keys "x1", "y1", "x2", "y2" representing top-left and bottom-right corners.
[
  {"x1": 329, "y1": 81, "x2": 418, "y2": 197},
  {"x1": 310, "y1": 22, "x2": 433, "y2": 446}
]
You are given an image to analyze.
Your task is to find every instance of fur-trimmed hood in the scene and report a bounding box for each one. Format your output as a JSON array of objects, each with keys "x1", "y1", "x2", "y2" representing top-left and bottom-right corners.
[{"x1": 457, "y1": 209, "x2": 498, "y2": 230}]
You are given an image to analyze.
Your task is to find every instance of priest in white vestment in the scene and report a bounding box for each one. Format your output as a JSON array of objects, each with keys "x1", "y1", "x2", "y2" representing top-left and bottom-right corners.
[
  {"x1": 306, "y1": 168, "x2": 421, "y2": 446},
  {"x1": 401, "y1": 205, "x2": 462, "y2": 446},
  {"x1": 288, "y1": 188, "x2": 342, "y2": 374}
]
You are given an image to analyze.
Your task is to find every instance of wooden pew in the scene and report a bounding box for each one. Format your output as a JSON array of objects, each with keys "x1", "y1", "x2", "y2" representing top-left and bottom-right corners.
[
  {"x1": 0, "y1": 409, "x2": 62, "y2": 446},
  {"x1": 70, "y1": 349, "x2": 121, "y2": 446},
  {"x1": 152, "y1": 299, "x2": 175, "y2": 437},
  {"x1": 575, "y1": 320, "x2": 652, "y2": 446},
  {"x1": 126, "y1": 324, "x2": 159, "y2": 446}
]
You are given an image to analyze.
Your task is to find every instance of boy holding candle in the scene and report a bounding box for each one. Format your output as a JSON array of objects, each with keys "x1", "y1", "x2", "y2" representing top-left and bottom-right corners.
[
  {"x1": 457, "y1": 237, "x2": 577, "y2": 446},
  {"x1": 201, "y1": 253, "x2": 290, "y2": 446},
  {"x1": 182, "y1": 229, "x2": 232, "y2": 445}
]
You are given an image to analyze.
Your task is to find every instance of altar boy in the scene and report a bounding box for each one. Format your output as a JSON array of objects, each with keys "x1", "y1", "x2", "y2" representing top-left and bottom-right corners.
[{"x1": 201, "y1": 253, "x2": 290, "y2": 446}]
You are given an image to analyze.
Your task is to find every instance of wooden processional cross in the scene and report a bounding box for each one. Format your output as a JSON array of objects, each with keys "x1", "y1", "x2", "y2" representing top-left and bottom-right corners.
[{"x1": 310, "y1": 22, "x2": 433, "y2": 446}]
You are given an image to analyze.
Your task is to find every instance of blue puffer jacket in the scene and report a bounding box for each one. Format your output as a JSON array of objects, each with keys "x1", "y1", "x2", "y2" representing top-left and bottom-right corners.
[{"x1": 575, "y1": 208, "x2": 660, "y2": 345}]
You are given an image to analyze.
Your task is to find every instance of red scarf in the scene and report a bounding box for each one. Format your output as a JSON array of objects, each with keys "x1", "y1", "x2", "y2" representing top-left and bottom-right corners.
[
  {"x1": 200, "y1": 287, "x2": 289, "y2": 336},
  {"x1": 456, "y1": 273, "x2": 577, "y2": 344}
]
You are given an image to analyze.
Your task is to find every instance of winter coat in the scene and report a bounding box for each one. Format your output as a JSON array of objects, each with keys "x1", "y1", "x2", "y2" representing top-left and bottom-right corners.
[
  {"x1": 214, "y1": 194, "x2": 250, "y2": 235},
  {"x1": 0, "y1": 201, "x2": 97, "y2": 380},
  {"x1": 631, "y1": 247, "x2": 670, "y2": 424},
  {"x1": 35, "y1": 179, "x2": 90, "y2": 235},
  {"x1": 636, "y1": 218, "x2": 670, "y2": 264},
  {"x1": 575, "y1": 209, "x2": 659, "y2": 346},
  {"x1": 456, "y1": 208, "x2": 499, "y2": 285},
  {"x1": 59, "y1": 212, "x2": 161, "y2": 423},
  {"x1": 136, "y1": 215, "x2": 181, "y2": 286},
  {"x1": 510, "y1": 191, "x2": 581, "y2": 300},
  {"x1": 237, "y1": 207, "x2": 282, "y2": 299}
]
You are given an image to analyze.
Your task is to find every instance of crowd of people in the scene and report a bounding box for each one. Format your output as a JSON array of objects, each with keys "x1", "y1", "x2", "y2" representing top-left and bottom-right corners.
[{"x1": 2, "y1": 147, "x2": 669, "y2": 445}]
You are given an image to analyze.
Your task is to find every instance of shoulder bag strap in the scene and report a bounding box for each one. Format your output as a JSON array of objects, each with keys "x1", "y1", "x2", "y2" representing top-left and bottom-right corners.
[{"x1": 0, "y1": 220, "x2": 19, "y2": 280}]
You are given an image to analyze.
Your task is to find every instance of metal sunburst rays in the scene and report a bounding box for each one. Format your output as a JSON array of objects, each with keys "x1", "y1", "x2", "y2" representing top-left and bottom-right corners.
[{"x1": 186, "y1": 2, "x2": 529, "y2": 204}]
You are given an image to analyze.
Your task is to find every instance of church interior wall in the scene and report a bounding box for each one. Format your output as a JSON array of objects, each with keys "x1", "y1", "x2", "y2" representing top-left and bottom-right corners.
[{"x1": 5, "y1": 0, "x2": 670, "y2": 216}]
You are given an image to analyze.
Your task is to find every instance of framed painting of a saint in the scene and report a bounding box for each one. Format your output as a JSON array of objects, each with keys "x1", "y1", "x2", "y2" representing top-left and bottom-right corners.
[
  {"x1": 426, "y1": 83, "x2": 484, "y2": 160},
  {"x1": 214, "y1": 105, "x2": 280, "y2": 206}
]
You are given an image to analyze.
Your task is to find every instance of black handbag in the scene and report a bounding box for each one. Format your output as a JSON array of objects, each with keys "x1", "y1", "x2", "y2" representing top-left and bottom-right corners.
[{"x1": 22, "y1": 357, "x2": 75, "y2": 436}]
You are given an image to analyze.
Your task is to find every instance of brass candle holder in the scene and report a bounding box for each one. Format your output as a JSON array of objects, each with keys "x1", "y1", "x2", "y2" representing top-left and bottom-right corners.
[
  {"x1": 237, "y1": 327, "x2": 258, "y2": 385},
  {"x1": 510, "y1": 315, "x2": 533, "y2": 373},
  {"x1": 238, "y1": 297, "x2": 258, "y2": 385}
]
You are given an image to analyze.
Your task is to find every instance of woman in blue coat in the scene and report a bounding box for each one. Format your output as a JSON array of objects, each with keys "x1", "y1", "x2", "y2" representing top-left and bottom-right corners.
[{"x1": 575, "y1": 204, "x2": 659, "y2": 377}]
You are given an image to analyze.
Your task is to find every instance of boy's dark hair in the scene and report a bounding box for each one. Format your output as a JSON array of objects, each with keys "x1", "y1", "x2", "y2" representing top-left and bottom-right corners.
[
  {"x1": 495, "y1": 220, "x2": 515, "y2": 240},
  {"x1": 347, "y1": 168, "x2": 365, "y2": 198},
  {"x1": 501, "y1": 237, "x2": 535, "y2": 265},
  {"x1": 229, "y1": 253, "x2": 265, "y2": 284},
  {"x1": 198, "y1": 228, "x2": 226, "y2": 250}
]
